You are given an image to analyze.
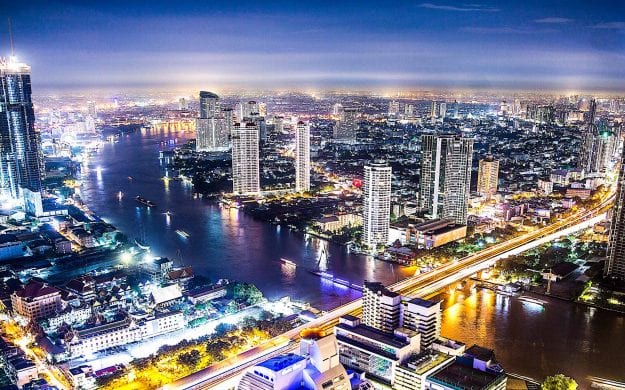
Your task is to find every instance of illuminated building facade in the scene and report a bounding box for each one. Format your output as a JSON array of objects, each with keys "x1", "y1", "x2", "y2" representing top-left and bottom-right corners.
[
  {"x1": 420, "y1": 134, "x2": 473, "y2": 225},
  {"x1": 477, "y1": 156, "x2": 499, "y2": 197},
  {"x1": 606, "y1": 152, "x2": 625, "y2": 279},
  {"x1": 295, "y1": 121, "x2": 310, "y2": 192},
  {"x1": 196, "y1": 91, "x2": 230, "y2": 152},
  {"x1": 0, "y1": 57, "x2": 43, "y2": 199},
  {"x1": 231, "y1": 122, "x2": 260, "y2": 195},
  {"x1": 333, "y1": 107, "x2": 359, "y2": 142},
  {"x1": 363, "y1": 161, "x2": 392, "y2": 249}
]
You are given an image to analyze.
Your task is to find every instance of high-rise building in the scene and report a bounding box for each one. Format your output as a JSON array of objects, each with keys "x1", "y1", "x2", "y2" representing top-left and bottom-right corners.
[
  {"x1": 332, "y1": 103, "x2": 343, "y2": 116},
  {"x1": 401, "y1": 298, "x2": 441, "y2": 348},
  {"x1": 362, "y1": 281, "x2": 401, "y2": 333},
  {"x1": 231, "y1": 122, "x2": 260, "y2": 195},
  {"x1": 606, "y1": 153, "x2": 625, "y2": 279},
  {"x1": 199, "y1": 91, "x2": 220, "y2": 118},
  {"x1": 477, "y1": 156, "x2": 499, "y2": 197},
  {"x1": 430, "y1": 101, "x2": 446, "y2": 124},
  {"x1": 236, "y1": 100, "x2": 260, "y2": 122},
  {"x1": 363, "y1": 161, "x2": 392, "y2": 249},
  {"x1": 178, "y1": 97, "x2": 188, "y2": 111},
  {"x1": 404, "y1": 104, "x2": 415, "y2": 117},
  {"x1": 294, "y1": 121, "x2": 310, "y2": 193},
  {"x1": 389, "y1": 100, "x2": 400, "y2": 116},
  {"x1": 0, "y1": 56, "x2": 43, "y2": 200},
  {"x1": 420, "y1": 134, "x2": 473, "y2": 225},
  {"x1": 196, "y1": 91, "x2": 230, "y2": 152},
  {"x1": 87, "y1": 100, "x2": 97, "y2": 118},
  {"x1": 273, "y1": 116, "x2": 284, "y2": 134},
  {"x1": 333, "y1": 107, "x2": 359, "y2": 142}
]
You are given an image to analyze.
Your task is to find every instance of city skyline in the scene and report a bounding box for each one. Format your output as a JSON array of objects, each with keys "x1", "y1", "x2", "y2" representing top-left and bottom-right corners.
[{"x1": 1, "y1": 1, "x2": 625, "y2": 93}]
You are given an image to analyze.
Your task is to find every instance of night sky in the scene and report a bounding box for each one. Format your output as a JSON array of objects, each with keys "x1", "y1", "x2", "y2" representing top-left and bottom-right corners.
[{"x1": 2, "y1": 0, "x2": 625, "y2": 92}]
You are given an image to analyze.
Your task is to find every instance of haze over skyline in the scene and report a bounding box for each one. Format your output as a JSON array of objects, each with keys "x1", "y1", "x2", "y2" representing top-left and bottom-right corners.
[{"x1": 2, "y1": 0, "x2": 625, "y2": 93}]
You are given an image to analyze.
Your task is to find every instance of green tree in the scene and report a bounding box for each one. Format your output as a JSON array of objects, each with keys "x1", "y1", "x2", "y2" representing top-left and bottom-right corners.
[
  {"x1": 177, "y1": 349, "x2": 201, "y2": 367},
  {"x1": 542, "y1": 374, "x2": 578, "y2": 390}
]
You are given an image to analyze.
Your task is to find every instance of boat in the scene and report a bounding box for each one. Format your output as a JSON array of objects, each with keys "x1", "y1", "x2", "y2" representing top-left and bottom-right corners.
[
  {"x1": 128, "y1": 176, "x2": 133, "y2": 180},
  {"x1": 163, "y1": 210, "x2": 174, "y2": 216},
  {"x1": 280, "y1": 258, "x2": 297, "y2": 269},
  {"x1": 308, "y1": 270, "x2": 363, "y2": 291},
  {"x1": 518, "y1": 295, "x2": 546, "y2": 306},
  {"x1": 135, "y1": 196, "x2": 156, "y2": 208},
  {"x1": 176, "y1": 229, "x2": 190, "y2": 239},
  {"x1": 134, "y1": 238, "x2": 150, "y2": 251}
]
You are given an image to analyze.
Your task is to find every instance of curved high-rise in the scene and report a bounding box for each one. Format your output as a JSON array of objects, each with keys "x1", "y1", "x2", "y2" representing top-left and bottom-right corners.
[
  {"x1": 363, "y1": 160, "x2": 392, "y2": 249},
  {"x1": 0, "y1": 57, "x2": 43, "y2": 199}
]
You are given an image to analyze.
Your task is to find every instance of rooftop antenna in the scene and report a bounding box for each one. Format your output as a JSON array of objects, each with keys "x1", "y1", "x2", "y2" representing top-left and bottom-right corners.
[{"x1": 8, "y1": 18, "x2": 15, "y2": 57}]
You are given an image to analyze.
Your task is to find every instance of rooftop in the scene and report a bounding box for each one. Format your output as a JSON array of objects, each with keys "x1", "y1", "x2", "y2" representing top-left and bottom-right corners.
[
  {"x1": 257, "y1": 353, "x2": 305, "y2": 373},
  {"x1": 428, "y1": 360, "x2": 505, "y2": 390},
  {"x1": 408, "y1": 297, "x2": 439, "y2": 308},
  {"x1": 337, "y1": 322, "x2": 409, "y2": 349},
  {"x1": 13, "y1": 280, "x2": 60, "y2": 300},
  {"x1": 400, "y1": 352, "x2": 453, "y2": 375},
  {"x1": 364, "y1": 281, "x2": 399, "y2": 298}
]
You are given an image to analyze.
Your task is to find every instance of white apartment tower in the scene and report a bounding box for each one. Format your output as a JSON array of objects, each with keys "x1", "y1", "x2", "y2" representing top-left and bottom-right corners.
[
  {"x1": 401, "y1": 298, "x2": 442, "y2": 348},
  {"x1": 362, "y1": 281, "x2": 401, "y2": 333},
  {"x1": 295, "y1": 121, "x2": 311, "y2": 192},
  {"x1": 363, "y1": 160, "x2": 392, "y2": 249},
  {"x1": 420, "y1": 134, "x2": 473, "y2": 225},
  {"x1": 231, "y1": 122, "x2": 260, "y2": 195}
]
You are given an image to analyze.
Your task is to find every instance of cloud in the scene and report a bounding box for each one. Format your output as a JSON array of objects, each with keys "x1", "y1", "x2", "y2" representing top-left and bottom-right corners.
[
  {"x1": 461, "y1": 26, "x2": 538, "y2": 34},
  {"x1": 591, "y1": 22, "x2": 625, "y2": 30},
  {"x1": 534, "y1": 17, "x2": 573, "y2": 24},
  {"x1": 418, "y1": 3, "x2": 499, "y2": 12}
]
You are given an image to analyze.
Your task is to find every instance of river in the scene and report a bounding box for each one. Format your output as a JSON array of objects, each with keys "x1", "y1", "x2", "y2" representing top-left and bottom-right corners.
[{"x1": 78, "y1": 128, "x2": 625, "y2": 385}]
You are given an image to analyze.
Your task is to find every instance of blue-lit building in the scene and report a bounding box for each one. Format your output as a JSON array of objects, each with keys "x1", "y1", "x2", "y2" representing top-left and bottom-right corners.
[{"x1": 0, "y1": 56, "x2": 43, "y2": 200}]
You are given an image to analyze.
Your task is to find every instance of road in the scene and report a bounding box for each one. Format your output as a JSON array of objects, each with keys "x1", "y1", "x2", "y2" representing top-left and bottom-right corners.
[{"x1": 164, "y1": 189, "x2": 615, "y2": 390}]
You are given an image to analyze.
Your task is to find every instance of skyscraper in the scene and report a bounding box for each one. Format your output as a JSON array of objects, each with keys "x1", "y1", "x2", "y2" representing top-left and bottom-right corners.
[
  {"x1": 363, "y1": 160, "x2": 392, "y2": 249},
  {"x1": 404, "y1": 104, "x2": 415, "y2": 118},
  {"x1": 389, "y1": 100, "x2": 400, "y2": 116},
  {"x1": 420, "y1": 134, "x2": 473, "y2": 225},
  {"x1": 294, "y1": 121, "x2": 310, "y2": 193},
  {"x1": 431, "y1": 101, "x2": 445, "y2": 124},
  {"x1": 578, "y1": 98, "x2": 608, "y2": 174},
  {"x1": 477, "y1": 156, "x2": 499, "y2": 197},
  {"x1": 196, "y1": 91, "x2": 230, "y2": 152},
  {"x1": 199, "y1": 91, "x2": 220, "y2": 118},
  {"x1": 606, "y1": 153, "x2": 625, "y2": 279},
  {"x1": 333, "y1": 107, "x2": 359, "y2": 142},
  {"x1": 231, "y1": 122, "x2": 260, "y2": 195},
  {"x1": 0, "y1": 56, "x2": 43, "y2": 199},
  {"x1": 236, "y1": 100, "x2": 260, "y2": 122}
]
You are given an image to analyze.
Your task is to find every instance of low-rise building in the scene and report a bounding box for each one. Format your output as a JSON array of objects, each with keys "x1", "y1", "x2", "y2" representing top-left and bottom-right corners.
[
  {"x1": 238, "y1": 333, "x2": 360, "y2": 390},
  {"x1": 11, "y1": 280, "x2": 62, "y2": 322},
  {"x1": 405, "y1": 219, "x2": 467, "y2": 249},
  {"x1": 0, "y1": 234, "x2": 27, "y2": 261},
  {"x1": 394, "y1": 351, "x2": 455, "y2": 390},
  {"x1": 188, "y1": 284, "x2": 228, "y2": 305},
  {"x1": 66, "y1": 311, "x2": 185, "y2": 357},
  {"x1": 67, "y1": 365, "x2": 96, "y2": 390},
  {"x1": 334, "y1": 315, "x2": 420, "y2": 385}
]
